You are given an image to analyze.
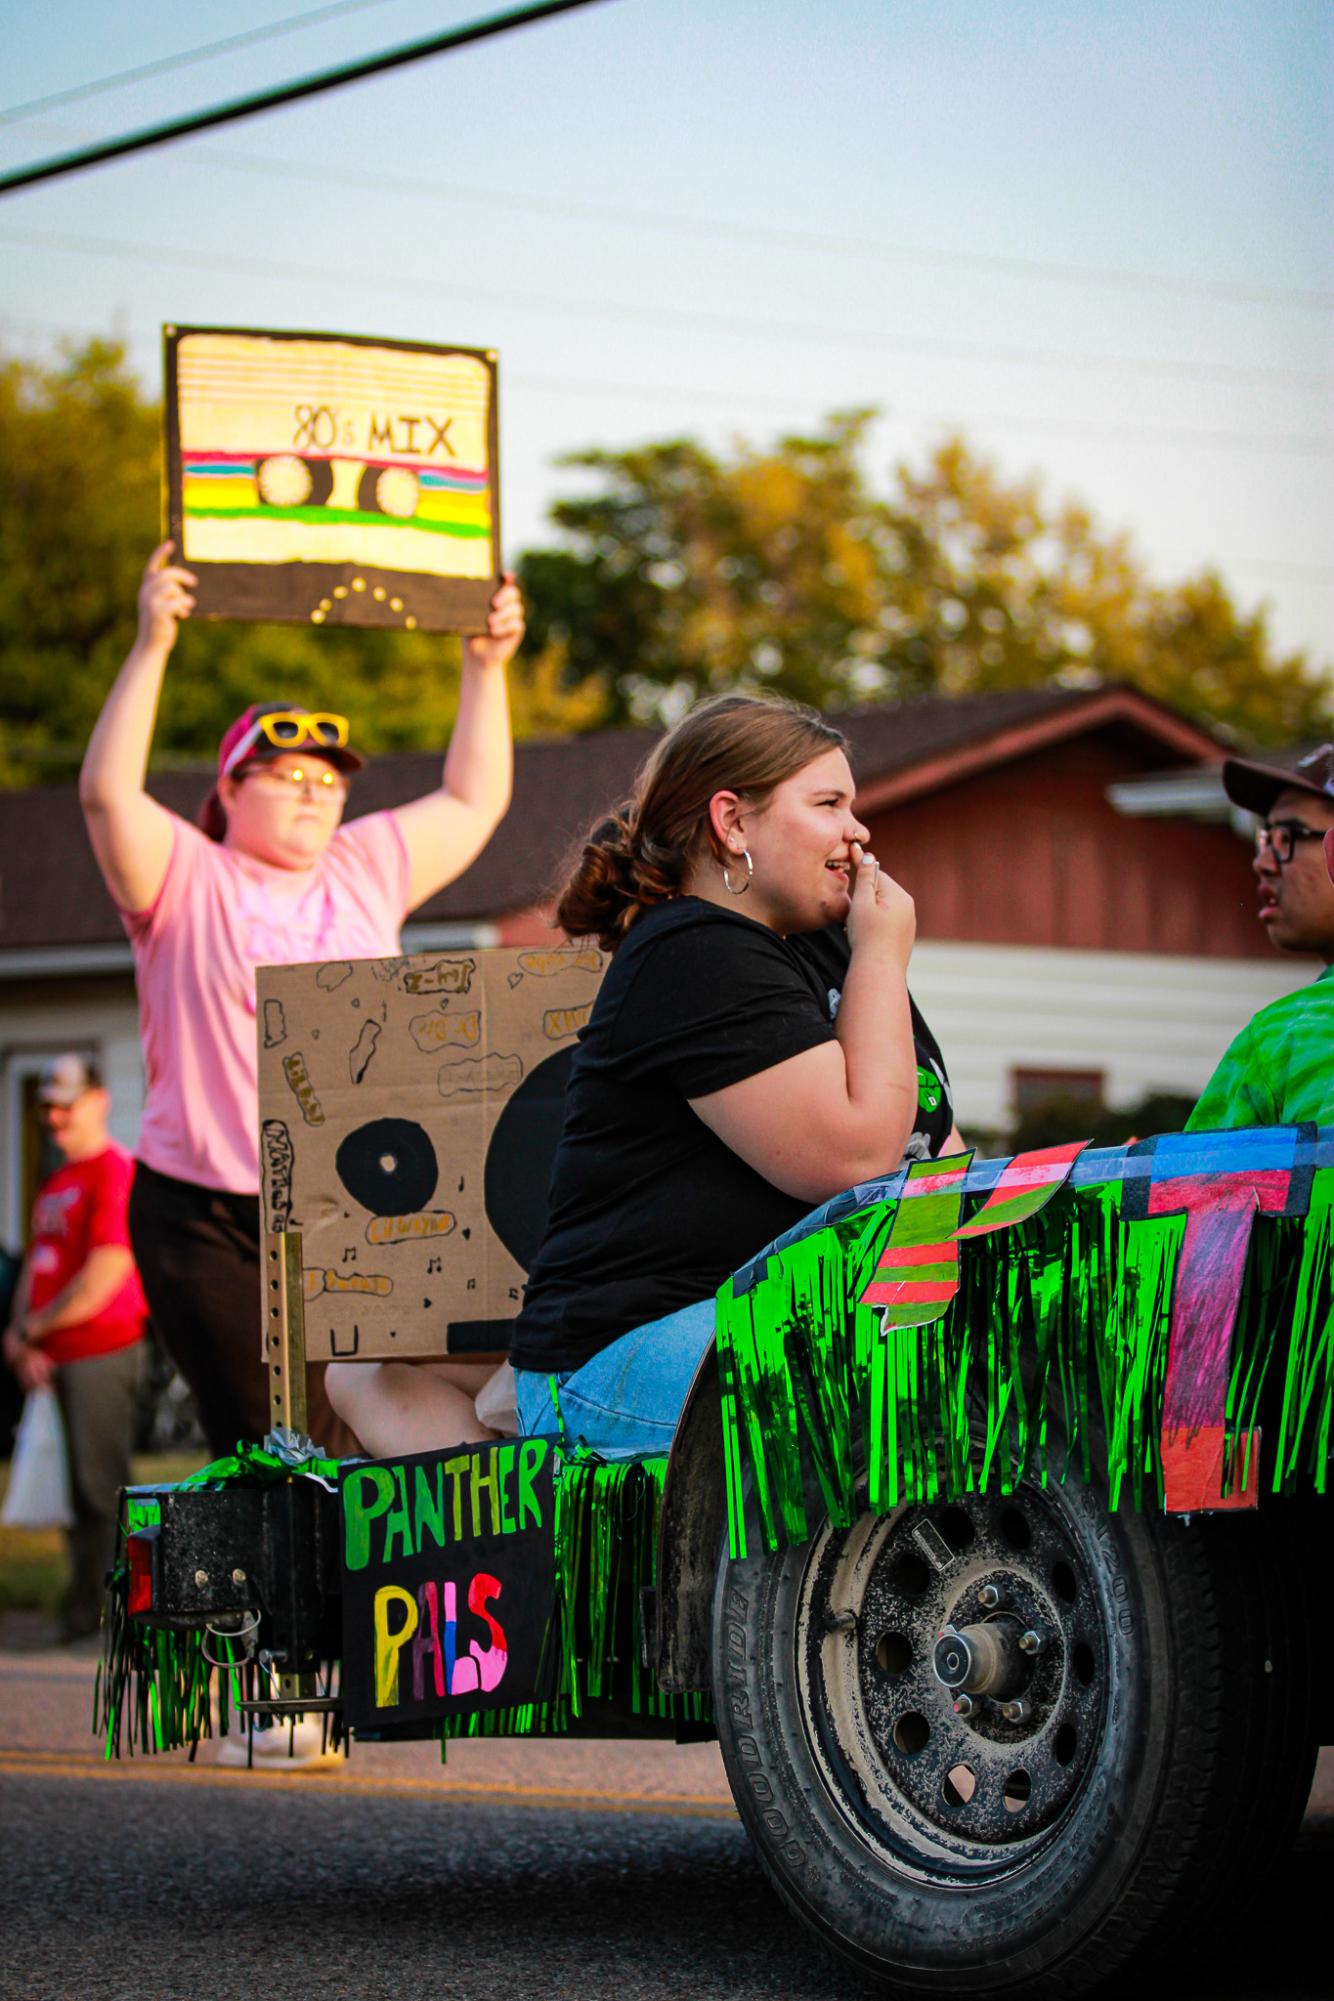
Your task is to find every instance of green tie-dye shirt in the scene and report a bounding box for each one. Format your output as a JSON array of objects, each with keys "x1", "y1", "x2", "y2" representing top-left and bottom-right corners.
[{"x1": 1187, "y1": 962, "x2": 1334, "y2": 1130}]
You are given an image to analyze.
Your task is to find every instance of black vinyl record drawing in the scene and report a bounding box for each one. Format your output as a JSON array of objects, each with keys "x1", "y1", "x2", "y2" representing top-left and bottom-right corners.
[{"x1": 336, "y1": 1118, "x2": 439, "y2": 1216}]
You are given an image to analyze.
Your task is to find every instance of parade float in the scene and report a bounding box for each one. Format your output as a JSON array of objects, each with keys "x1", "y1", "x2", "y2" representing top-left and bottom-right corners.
[{"x1": 98, "y1": 945, "x2": 1333, "y2": 1998}]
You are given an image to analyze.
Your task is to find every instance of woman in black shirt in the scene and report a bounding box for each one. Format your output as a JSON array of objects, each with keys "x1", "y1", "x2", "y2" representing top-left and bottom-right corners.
[{"x1": 510, "y1": 692, "x2": 960, "y2": 1459}]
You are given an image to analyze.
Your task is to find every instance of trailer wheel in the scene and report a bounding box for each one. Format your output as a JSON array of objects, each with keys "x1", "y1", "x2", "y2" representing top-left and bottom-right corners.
[{"x1": 712, "y1": 1468, "x2": 1317, "y2": 1998}]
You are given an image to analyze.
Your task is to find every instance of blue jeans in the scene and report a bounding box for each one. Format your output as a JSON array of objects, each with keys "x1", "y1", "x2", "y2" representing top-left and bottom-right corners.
[{"x1": 514, "y1": 1298, "x2": 717, "y2": 1460}]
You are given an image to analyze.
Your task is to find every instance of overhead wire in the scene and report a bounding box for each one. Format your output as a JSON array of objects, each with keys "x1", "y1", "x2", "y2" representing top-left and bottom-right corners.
[
  {"x1": 2, "y1": 97, "x2": 1328, "y2": 317},
  {"x1": 0, "y1": 0, "x2": 406, "y2": 127},
  {"x1": 203, "y1": 149, "x2": 1334, "y2": 316},
  {"x1": 4, "y1": 305, "x2": 1332, "y2": 605},
  {"x1": 0, "y1": 0, "x2": 616, "y2": 195},
  {"x1": 3, "y1": 220, "x2": 1330, "y2": 409},
  {"x1": 2, "y1": 296, "x2": 1331, "y2": 471}
]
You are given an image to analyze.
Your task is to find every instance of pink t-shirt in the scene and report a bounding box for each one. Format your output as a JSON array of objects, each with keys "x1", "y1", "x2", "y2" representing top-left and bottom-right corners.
[{"x1": 125, "y1": 812, "x2": 411, "y2": 1194}]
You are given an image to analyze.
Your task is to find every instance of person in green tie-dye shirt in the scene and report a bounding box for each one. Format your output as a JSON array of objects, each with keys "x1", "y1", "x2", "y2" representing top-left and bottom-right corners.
[{"x1": 1188, "y1": 745, "x2": 1334, "y2": 1131}]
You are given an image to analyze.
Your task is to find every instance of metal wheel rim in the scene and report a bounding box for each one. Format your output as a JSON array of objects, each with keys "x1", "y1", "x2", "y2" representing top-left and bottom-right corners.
[{"x1": 794, "y1": 1479, "x2": 1112, "y2": 1884}]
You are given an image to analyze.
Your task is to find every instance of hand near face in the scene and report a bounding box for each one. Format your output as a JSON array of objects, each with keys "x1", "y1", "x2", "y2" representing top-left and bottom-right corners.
[{"x1": 845, "y1": 841, "x2": 916, "y2": 967}]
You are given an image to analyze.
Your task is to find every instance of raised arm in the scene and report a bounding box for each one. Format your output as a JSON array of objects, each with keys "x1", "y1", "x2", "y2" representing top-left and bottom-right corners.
[
  {"x1": 691, "y1": 847, "x2": 920, "y2": 1204},
  {"x1": 393, "y1": 574, "x2": 524, "y2": 910},
  {"x1": 80, "y1": 542, "x2": 195, "y2": 913}
]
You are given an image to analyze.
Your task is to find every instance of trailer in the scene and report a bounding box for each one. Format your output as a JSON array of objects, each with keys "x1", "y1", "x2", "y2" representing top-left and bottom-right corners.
[{"x1": 100, "y1": 948, "x2": 1333, "y2": 1998}]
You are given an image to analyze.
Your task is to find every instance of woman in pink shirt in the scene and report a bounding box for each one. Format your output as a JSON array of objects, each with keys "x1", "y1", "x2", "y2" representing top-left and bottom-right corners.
[{"x1": 80, "y1": 542, "x2": 525, "y2": 1460}]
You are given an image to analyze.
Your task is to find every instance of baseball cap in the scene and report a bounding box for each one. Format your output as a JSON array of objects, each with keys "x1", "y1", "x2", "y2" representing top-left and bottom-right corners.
[
  {"x1": 38, "y1": 1054, "x2": 102, "y2": 1106},
  {"x1": 1221, "y1": 744, "x2": 1334, "y2": 819},
  {"x1": 217, "y1": 703, "x2": 365, "y2": 782}
]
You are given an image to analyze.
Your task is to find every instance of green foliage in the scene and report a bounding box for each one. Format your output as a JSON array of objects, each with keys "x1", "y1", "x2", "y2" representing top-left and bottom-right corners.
[
  {"x1": 521, "y1": 421, "x2": 1330, "y2": 741},
  {"x1": 0, "y1": 341, "x2": 602, "y2": 787},
  {"x1": 1, "y1": 341, "x2": 1326, "y2": 783},
  {"x1": 520, "y1": 413, "x2": 893, "y2": 723}
]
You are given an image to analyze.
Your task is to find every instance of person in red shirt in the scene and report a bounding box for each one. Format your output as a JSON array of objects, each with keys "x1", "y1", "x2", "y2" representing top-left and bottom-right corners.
[{"x1": 3, "y1": 1056, "x2": 147, "y2": 1641}]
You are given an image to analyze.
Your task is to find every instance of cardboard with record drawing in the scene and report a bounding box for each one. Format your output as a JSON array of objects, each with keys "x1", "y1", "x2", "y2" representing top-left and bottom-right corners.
[
  {"x1": 256, "y1": 947, "x2": 605, "y2": 1362},
  {"x1": 164, "y1": 324, "x2": 501, "y2": 632}
]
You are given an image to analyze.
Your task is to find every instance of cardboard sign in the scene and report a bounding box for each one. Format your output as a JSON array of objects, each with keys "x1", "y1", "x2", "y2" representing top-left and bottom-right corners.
[
  {"x1": 164, "y1": 325, "x2": 500, "y2": 632},
  {"x1": 256, "y1": 946, "x2": 606, "y2": 1359},
  {"x1": 340, "y1": 1438, "x2": 555, "y2": 1730}
]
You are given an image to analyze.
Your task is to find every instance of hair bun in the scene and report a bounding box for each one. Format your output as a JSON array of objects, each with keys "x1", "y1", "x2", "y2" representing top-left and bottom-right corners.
[{"x1": 557, "y1": 804, "x2": 678, "y2": 949}]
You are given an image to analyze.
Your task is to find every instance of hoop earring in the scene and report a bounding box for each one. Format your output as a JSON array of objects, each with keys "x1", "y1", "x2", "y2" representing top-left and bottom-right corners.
[{"x1": 722, "y1": 848, "x2": 753, "y2": 896}]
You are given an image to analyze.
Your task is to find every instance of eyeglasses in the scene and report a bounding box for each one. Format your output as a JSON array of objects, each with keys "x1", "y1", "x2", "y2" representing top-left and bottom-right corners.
[
  {"x1": 222, "y1": 710, "x2": 349, "y2": 776},
  {"x1": 237, "y1": 763, "x2": 348, "y2": 799},
  {"x1": 1255, "y1": 820, "x2": 1327, "y2": 865}
]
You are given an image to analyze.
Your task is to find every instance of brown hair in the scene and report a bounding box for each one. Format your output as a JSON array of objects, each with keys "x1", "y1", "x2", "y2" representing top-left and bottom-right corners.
[
  {"x1": 198, "y1": 787, "x2": 227, "y2": 843},
  {"x1": 558, "y1": 693, "x2": 847, "y2": 949}
]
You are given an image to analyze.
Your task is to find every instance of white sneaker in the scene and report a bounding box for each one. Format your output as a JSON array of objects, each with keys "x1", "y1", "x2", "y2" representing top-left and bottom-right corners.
[{"x1": 215, "y1": 1714, "x2": 344, "y2": 1771}]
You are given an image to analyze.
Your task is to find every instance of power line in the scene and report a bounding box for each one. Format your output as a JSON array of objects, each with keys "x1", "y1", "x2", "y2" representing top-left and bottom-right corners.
[
  {"x1": 3, "y1": 220, "x2": 1329, "y2": 405},
  {"x1": 0, "y1": 0, "x2": 615, "y2": 196},
  {"x1": 10, "y1": 109, "x2": 1328, "y2": 320},
  {"x1": 0, "y1": 0, "x2": 405, "y2": 127},
  {"x1": 509, "y1": 370, "x2": 1334, "y2": 460},
  {"x1": 4, "y1": 301, "x2": 1334, "y2": 478},
  {"x1": 185, "y1": 147, "x2": 1334, "y2": 318}
]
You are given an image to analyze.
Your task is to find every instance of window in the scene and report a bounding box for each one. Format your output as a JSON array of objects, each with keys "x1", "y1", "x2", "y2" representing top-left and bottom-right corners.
[{"x1": 1012, "y1": 1068, "x2": 1106, "y2": 1117}]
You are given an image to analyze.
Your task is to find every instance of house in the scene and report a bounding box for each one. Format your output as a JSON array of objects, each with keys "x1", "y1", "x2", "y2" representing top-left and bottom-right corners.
[{"x1": 0, "y1": 683, "x2": 1314, "y2": 1244}]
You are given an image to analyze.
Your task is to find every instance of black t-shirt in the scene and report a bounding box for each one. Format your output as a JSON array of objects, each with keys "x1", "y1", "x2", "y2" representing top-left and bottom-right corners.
[{"x1": 509, "y1": 898, "x2": 953, "y2": 1373}]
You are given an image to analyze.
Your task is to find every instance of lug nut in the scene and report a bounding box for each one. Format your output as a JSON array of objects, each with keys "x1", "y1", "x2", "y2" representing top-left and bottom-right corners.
[
  {"x1": 1019, "y1": 1629, "x2": 1043, "y2": 1655},
  {"x1": 954, "y1": 1694, "x2": 976, "y2": 1719},
  {"x1": 231, "y1": 1568, "x2": 247, "y2": 1586},
  {"x1": 1001, "y1": 1698, "x2": 1029, "y2": 1723},
  {"x1": 978, "y1": 1584, "x2": 1001, "y2": 1610},
  {"x1": 194, "y1": 1569, "x2": 209, "y2": 1588}
]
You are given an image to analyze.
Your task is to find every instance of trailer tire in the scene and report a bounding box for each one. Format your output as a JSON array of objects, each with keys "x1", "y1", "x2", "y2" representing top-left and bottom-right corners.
[{"x1": 712, "y1": 1469, "x2": 1317, "y2": 1999}]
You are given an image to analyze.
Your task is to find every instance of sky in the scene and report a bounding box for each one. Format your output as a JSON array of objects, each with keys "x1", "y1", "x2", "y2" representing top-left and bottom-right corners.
[{"x1": 2, "y1": 0, "x2": 1331, "y2": 681}]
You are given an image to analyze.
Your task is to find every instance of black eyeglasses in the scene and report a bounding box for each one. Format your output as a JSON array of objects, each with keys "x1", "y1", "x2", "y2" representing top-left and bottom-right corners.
[{"x1": 1256, "y1": 820, "x2": 1327, "y2": 865}]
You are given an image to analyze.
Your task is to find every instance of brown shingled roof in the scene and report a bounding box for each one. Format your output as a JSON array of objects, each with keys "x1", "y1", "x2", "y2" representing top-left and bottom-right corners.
[{"x1": 0, "y1": 684, "x2": 1224, "y2": 954}]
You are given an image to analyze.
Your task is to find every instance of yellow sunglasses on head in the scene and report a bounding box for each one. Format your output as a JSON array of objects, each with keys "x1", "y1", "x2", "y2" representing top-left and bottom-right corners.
[{"x1": 223, "y1": 710, "x2": 349, "y2": 776}]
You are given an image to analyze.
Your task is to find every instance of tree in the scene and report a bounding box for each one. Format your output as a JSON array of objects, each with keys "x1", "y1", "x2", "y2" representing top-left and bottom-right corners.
[
  {"x1": 876, "y1": 438, "x2": 1328, "y2": 745},
  {"x1": 3, "y1": 345, "x2": 1328, "y2": 780},
  {"x1": 520, "y1": 412, "x2": 894, "y2": 725},
  {"x1": 0, "y1": 341, "x2": 600, "y2": 787},
  {"x1": 520, "y1": 421, "x2": 1331, "y2": 743}
]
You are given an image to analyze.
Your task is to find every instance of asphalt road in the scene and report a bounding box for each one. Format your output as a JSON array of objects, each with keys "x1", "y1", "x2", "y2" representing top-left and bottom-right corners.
[{"x1": 2, "y1": 1639, "x2": 1331, "y2": 2001}]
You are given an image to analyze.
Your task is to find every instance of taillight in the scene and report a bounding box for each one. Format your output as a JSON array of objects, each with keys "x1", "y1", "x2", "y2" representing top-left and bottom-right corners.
[{"x1": 126, "y1": 1528, "x2": 158, "y2": 1615}]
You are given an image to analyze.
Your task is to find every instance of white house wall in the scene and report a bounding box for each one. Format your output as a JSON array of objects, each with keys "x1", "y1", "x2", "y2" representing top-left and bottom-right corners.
[
  {"x1": 0, "y1": 945, "x2": 1318, "y2": 1248},
  {"x1": 907, "y1": 941, "x2": 1314, "y2": 1137}
]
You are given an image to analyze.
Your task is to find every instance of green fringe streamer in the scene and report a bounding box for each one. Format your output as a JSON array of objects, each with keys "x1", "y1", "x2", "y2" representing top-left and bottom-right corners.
[
  {"x1": 718, "y1": 1173, "x2": 1334, "y2": 1557},
  {"x1": 434, "y1": 1452, "x2": 711, "y2": 1751},
  {"x1": 97, "y1": 1444, "x2": 711, "y2": 1759}
]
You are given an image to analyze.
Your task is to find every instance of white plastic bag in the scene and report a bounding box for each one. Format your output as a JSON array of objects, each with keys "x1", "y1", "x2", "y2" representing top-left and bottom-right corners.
[{"x1": 2, "y1": 1385, "x2": 74, "y2": 1530}]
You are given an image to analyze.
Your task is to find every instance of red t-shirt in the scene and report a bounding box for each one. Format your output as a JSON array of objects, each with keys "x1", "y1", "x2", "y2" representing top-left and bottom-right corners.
[{"x1": 27, "y1": 1146, "x2": 147, "y2": 1365}]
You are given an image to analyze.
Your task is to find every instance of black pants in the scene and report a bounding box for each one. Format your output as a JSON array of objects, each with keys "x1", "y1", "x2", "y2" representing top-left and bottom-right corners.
[
  {"x1": 128, "y1": 1162, "x2": 357, "y2": 1460},
  {"x1": 55, "y1": 1340, "x2": 147, "y2": 1638}
]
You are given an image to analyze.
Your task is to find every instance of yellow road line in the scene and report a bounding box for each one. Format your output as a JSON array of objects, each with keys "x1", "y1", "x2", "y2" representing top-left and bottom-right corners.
[{"x1": 0, "y1": 1747, "x2": 737, "y2": 1819}]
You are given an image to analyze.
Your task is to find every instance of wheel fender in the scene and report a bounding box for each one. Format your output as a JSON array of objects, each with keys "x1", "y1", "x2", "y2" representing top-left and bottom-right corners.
[{"x1": 654, "y1": 1341, "x2": 725, "y2": 1692}]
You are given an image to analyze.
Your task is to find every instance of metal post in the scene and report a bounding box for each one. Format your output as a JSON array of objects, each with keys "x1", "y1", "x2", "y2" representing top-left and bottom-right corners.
[
  {"x1": 263, "y1": 1229, "x2": 318, "y2": 1710},
  {"x1": 264, "y1": 1228, "x2": 309, "y2": 1439}
]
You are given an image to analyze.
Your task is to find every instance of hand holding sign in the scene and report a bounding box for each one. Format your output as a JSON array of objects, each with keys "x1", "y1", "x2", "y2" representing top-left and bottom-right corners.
[
  {"x1": 137, "y1": 541, "x2": 197, "y2": 654},
  {"x1": 463, "y1": 571, "x2": 525, "y2": 676}
]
